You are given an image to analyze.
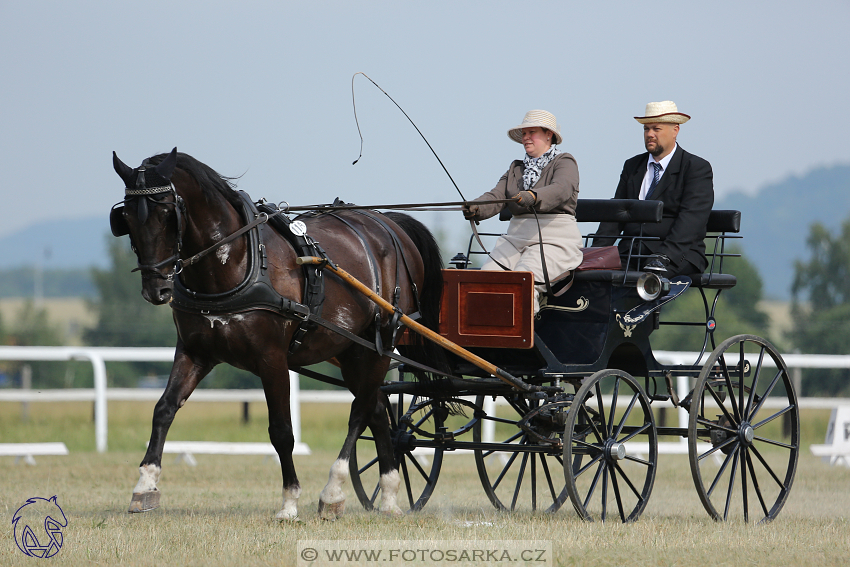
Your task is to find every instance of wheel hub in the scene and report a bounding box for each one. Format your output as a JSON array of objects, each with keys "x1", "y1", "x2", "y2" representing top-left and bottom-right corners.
[
  {"x1": 739, "y1": 423, "x2": 754, "y2": 446},
  {"x1": 606, "y1": 441, "x2": 626, "y2": 461}
]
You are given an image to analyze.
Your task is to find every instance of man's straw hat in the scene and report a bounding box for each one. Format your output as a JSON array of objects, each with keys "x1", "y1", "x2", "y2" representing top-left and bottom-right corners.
[
  {"x1": 508, "y1": 110, "x2": 563, "y2": 145},
  {"x1": 634, "y1": 101, "x2": 691, "y2": 124}
]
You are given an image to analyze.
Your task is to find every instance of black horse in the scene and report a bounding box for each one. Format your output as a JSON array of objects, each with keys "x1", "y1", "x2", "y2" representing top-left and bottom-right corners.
[{"x1": 111, "y1": 148, "x2": 444, "y2": 519}]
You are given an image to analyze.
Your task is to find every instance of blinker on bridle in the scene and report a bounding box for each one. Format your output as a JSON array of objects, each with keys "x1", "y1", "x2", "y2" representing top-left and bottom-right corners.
[{"x1": 111, "y1": 164, "x2": 187, "y2": 280}]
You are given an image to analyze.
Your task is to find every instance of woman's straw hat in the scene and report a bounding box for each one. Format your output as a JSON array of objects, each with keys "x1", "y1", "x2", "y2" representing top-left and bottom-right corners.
[
  {"x1": 634, "y1": 101, "x2": 691, "y2": 124},
  {"x1": 508, "y1": 110, "x2": 563, "y2": 145}
]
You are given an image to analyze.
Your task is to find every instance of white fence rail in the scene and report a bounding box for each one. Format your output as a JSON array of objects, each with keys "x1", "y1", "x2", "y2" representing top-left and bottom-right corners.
[{"x1": 2, "y1": 346, "x2": 849, "y2": 454}]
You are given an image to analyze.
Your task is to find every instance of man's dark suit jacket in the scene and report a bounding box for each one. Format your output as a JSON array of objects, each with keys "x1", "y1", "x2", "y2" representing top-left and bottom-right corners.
[{"x1": 593, "y1": 146, "x2": 714, "y2": 274}]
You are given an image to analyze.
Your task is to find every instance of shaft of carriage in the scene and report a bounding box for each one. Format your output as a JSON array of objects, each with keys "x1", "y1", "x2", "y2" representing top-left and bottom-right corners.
[{"x1": 296, "y1": 256, "x2": 538, "y2": 392}]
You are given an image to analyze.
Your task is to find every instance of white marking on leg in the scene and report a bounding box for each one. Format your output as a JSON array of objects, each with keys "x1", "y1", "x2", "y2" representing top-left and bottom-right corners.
[
  {"x1": 133, "y1": 463, "x2": 161, "y2": 493},
  {"x1": 319, "y1": 458, "x2": 349, "y2": 504},
  {"x1": 276, "y1": 484, "x2": 301, "y2": 520},
  {"x1": 379, "y1": 469, "x2": 404, "y2": 515}
]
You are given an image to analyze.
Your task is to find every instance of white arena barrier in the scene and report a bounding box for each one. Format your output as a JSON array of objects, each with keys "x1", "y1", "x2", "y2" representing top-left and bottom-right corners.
[
  {"x1": 810, "y1": 405, "x2": 850, "y2": 467},
  {"x1": 0, "y1": 442, "x2": 69, "y2": 465}
]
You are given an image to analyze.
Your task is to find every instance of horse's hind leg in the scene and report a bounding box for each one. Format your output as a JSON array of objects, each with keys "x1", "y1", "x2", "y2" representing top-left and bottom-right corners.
[
  {"x1": 129, "y1": 348, "x2": 211, "y2": 513},
  {"x1": 318, "y1": 352, "x2": 400, "y2": 519}
]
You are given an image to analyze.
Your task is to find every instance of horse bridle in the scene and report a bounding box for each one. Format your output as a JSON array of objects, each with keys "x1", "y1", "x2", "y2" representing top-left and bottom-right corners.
[{"x1": 110, "y1": 165, "x2": 187, "y2": 281}]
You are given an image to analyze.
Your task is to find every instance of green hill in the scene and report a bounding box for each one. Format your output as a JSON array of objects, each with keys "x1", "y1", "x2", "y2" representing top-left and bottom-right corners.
[{"x1": 716, "y1": 164, "x2": 850, "y2": 299}]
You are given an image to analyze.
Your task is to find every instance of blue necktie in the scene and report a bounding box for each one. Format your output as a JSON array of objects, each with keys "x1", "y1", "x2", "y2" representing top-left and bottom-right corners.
[{"x1": 646, "y1": 162, "x2": 662, "y2": 199}]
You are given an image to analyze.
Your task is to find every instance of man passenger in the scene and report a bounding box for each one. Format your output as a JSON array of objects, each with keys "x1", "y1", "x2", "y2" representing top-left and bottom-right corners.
[{"x1": 593, "y1": 101, "x2": 714, "y2": 277}]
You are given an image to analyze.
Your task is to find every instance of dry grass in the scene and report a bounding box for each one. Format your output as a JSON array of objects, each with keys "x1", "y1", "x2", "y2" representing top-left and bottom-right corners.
[{"x1": 1, "y1": 402, "x2": 848, "y2": 566}]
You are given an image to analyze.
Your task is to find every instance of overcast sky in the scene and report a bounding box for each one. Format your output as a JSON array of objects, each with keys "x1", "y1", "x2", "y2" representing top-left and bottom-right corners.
[{"x1": 1, "y1": 1, "x2": 848, "y2": 247}]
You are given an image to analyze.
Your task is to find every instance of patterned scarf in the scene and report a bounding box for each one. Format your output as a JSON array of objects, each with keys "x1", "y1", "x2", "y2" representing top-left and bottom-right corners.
[{"x1": 522, "y1": 146, "x2": 561, "y2": 191}]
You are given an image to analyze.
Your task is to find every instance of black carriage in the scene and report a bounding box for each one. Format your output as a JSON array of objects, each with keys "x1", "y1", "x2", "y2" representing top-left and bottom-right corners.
[{"x1": 350, "y1": 199, "x2": 799, "y2": 523}]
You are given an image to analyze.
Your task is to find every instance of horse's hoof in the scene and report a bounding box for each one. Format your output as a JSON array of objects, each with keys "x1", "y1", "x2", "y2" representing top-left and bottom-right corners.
[
  {"x1": 275, "y1": 509, "x2": 299, "y2": 522},
  {"x1": 318, "y1": 499, "x2": 345, "y2": 521},
  {"x1": 380, "y1": 505, "x2": 405, "y2": 518},
  {"x1": 128, "y1": 490, "x2": 160, "y2": 513}
]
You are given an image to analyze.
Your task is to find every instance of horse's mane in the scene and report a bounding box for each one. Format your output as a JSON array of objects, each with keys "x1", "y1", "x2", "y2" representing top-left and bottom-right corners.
[{"x1": 147, "y1": 152, "x2": 243, "y2": 211}]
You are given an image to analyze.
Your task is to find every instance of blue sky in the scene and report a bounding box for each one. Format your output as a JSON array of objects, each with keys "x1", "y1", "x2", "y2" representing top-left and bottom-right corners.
[{"x1": 1, "y1": 1, "x2": 848, "y2": 247}]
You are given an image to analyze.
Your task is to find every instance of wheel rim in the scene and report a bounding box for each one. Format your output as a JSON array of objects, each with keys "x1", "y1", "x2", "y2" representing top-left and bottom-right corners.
[
  {"x1": 473, "y1": 394, "x2": 569, "y2": 513},
  {"x1": 564, "y1": 369, "x2": 657, "y2": 522},
  {"x1": 350, "y1": 392, "x2": 444, "y2": 512},
  {"x1": 688, "y1": 334, "x2": 799, "y2": 522}
]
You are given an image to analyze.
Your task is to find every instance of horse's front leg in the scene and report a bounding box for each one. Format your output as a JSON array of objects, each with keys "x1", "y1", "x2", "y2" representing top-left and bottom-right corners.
[
  {"x1": 257, "y1": 359, "x2": 302, "y2": 522},
  {"x1": 128, "y1": 348, "x2": 211, "y2": 513}
]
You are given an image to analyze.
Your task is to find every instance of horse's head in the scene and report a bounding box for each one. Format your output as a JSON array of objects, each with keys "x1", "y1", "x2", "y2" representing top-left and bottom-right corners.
[{"x1": 111, "y1": 147, "x2": 184, "y2": 305}]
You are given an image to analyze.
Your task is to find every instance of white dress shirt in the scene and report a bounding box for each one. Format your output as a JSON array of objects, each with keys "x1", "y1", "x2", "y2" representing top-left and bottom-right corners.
[{"x1": 639, "y1": 144, "x2": 677, "y2": 200}]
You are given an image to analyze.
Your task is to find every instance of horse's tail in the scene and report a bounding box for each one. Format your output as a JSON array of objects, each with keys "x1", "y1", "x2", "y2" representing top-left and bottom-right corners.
[{"x1": 383, "y1": 212, "x2": 451, "y2": 380}]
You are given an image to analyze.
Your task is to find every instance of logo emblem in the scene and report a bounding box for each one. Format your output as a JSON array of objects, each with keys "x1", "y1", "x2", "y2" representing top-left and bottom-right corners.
[{"x1": 12, "y1": 496, "x2": 67, "y2": 558}]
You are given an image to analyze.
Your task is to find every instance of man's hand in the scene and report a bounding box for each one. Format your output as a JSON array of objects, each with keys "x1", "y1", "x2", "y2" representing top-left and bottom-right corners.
[
  {"x1": 462, "y1": 203, "x2": 480, "y2": 220},
  {"x1": 515, "y1": 191, "x2": 536, "y2": 208},
  {"x1": 644, "y1": 254, "x2": 671, "y2": 273}
]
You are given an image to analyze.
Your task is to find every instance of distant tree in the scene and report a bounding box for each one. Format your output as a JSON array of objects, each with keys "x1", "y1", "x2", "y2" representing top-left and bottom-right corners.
[
  {"x1": 790, "y1": 219, "x2": 850, "y2": 396},
  {"x1": 651, "y1": 246, "x2": 772, "y2": 352},
  {"x1": 84, "y1": 236, "x2": 176, "y2": 386},
  {"x1": 0, "y1": 300, "x2": 69, "y2": 388}
]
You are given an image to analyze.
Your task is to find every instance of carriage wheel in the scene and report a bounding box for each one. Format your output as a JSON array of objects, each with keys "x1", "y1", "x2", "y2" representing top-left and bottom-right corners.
[
  {"x1": 564, "y1": 369, "x2": 658, "y2": 522},
  {"x1": 473, "y1": 394, "x2": 569, "y2": 513},
  {"x1": 349, "y1": 392, "x2": 445, "y2": 512},
  {"x1": 688, "y1": 334, "x2": 799, "y2": 522}
]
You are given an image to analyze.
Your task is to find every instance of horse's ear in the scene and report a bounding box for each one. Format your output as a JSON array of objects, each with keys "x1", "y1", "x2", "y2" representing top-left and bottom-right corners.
[
  {"x1": 113, "y1": 151, "x2": 134, "y2": 184},
  {"x1": 155, "y1": 147, "x2": 178, "y2": 180}
]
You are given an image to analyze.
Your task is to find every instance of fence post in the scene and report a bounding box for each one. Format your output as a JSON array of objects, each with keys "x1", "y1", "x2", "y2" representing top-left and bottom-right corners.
[{"x1": 21, "y1": 364, "x2": 32, "y2": 422}]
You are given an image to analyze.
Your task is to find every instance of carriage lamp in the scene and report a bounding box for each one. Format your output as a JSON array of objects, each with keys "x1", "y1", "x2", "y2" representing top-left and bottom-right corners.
[
  {"x1": 636, "y1": 272, "x2": 670, "y2": 302},
  {"x1": 449, "y1": 253, "x2": 470, "y2": 269}
]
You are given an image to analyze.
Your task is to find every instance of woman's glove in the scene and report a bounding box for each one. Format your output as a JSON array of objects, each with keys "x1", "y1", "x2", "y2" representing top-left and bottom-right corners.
[
  {"x1": 462, "y1": 203, "x2": 480, "y2": 220},
  {"x1": 516, "y1": 191, "x2": 537, "y2": 208}
]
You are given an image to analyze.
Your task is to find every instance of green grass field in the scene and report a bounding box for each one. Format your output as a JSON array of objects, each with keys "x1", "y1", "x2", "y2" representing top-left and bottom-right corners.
[{"x1": 1, "y1": 401, "x2": 848, "y2": 566}]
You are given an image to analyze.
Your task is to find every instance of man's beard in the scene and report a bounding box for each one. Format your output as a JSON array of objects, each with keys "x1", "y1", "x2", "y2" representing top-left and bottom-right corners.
[{"x1": 646, "y1": 142, "x2": 665, "y2": 157}]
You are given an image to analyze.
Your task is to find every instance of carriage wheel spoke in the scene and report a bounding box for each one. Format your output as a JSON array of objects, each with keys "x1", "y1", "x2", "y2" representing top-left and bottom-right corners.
[
  {"x1": 481, "y1": 431, "x2": 524, "y2": 458},
  {"x1": 613, "y1": 394, "x2": 639, "y2": 438},
  {"x1": 717, "y1": 355, "x2": 741, "y2": 423},
  {"x1": 601, "y1": 465, "x2": 609, "y2": 522},
  {"x1": 750, "y1": 445, "x2": 786, "y2": 489},
  {"x1": 578, "y1": 405, "x2": 606, "y2": 445},
  {"x1": 400, "y1": 457, "x2": 415, "y2": 508},
  {"x1": 748, "y1": 369, "x2": 783, "y2": 421},
  {"x1": 696, "y1": 416, "x2": 738, "y2": 436},
  {"x1": 723, "y1": 448, "x2": 740, "y2": 521},
  {"x1": 705, "y1": 381, "x2": 737, "y2": 427},
  {"x1": 358, "y1": 455, "x2": 380, "y2": 476},
  {"x1": 511, "y1": 453, "x2": 530, "y2": 511},
  {"x1": 492, "y1": 451, "x2": 522, "y2": 491},
  {"x1": 575, "y1": 452, "x2": 604, "y2": 479},
  {"x1": 619, "y1": 422, "x2": 651, "y2": 444},
  {"x1": 539, "y1": 453, "x2": 558, "y2": 504},
  {"x1": 609, "y1": 466, "x2": 627, "y2": 522},
  {"x1": 746, "y1": 450, "x2": 770, "y2": 518},
  {"x1": 608, "y1": 378, "x2": 621, "y2": 438},
  {"x1": 700, "y1": 435, "x2": 738, "y2": 464},
  {"x1": 624, "y1": 454, "x2": 651, "y2": 466},
  {"x1": 404, "y1": 450, "x2": 432, "y2": 482},
  {"x1": 753, "y1": 405, "x2": 795, "y2": 430},
  {"x1": 745, "y1": 347, "x2": 766, "y2": 418},
  {"x1": 595, "y1": 383, "x2": 608, "y2": 441},
  {"x1": 614, "y1": 462, "x2": 645, "y2": 502},
  {"x1": 741, "y1": 447, "x2": 749, "y2": 522},
  {"x1": 752, "y1": 436, "x2": 795, "y2": 450},
  {"x1": 582, "y1": 461, "x2": 604, "y2": 510},
  {"x1": 706, "y1": 445, "x2": 737, "y2": 498}
]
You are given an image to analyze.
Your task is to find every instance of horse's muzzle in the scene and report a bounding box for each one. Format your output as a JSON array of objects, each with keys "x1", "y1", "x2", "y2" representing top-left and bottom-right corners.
[{"x1": 142, "y1": 281, "x2": 173, "y2": 305}]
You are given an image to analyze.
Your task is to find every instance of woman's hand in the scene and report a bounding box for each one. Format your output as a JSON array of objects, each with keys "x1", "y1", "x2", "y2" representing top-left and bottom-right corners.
[
  {"x1": 462, "y1": 203, "x2": 480, "y2": 220},
  {"x1": 516, "y1": 191, "x2": 536, "y2": 208}
]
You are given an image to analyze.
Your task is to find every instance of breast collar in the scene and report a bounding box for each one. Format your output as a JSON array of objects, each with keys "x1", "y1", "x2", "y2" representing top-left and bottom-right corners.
[{"x1": 171, "y1": 191, "x2": 324, "y2": 326}]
